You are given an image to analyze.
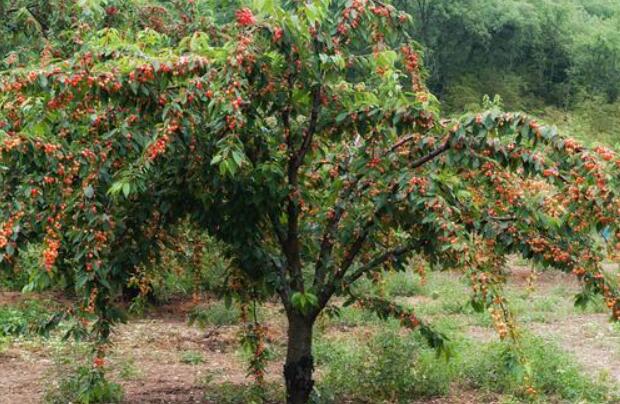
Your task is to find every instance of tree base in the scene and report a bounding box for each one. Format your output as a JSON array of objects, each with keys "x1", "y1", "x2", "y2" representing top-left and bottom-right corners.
[{"x1": 284, "y1": 355, "x2": 314, "y2": 404}]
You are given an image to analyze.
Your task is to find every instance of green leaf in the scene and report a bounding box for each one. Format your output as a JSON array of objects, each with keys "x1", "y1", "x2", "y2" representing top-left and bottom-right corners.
[
  {"x1": 336, "y1": 112, "x2": 348, "y2": 123},
  {"x1": 375, "y1": 50, "x2": 397, "y2": 69},
  {"x1": 231, "y1": 150, "x2": 244, "y2": 167},
  {"x1": 253, "y1": 0, "x2": 275, "y2": 14},
  {"x1": 574, "y1": 291, "x2": 592, "y2": 309},
  {"x1": 122, "y1": 183, "x2": 131, "y2": 198},
  {"x1": 210, "y1": 155, "x2": 222, "y2": 166},
  {"x1": 291, "y1": 291, "x2": 318, "y2": 315}
]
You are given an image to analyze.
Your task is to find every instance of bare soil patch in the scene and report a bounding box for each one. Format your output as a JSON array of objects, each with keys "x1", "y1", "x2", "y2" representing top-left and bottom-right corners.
[{"x1": 0, "y1": 349, "x2": 52, "y2": 404}]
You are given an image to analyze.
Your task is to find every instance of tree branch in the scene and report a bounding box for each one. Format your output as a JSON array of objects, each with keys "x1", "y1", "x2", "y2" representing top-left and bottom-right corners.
[
  {"x1": 314, "y1": 140, "x2": 451, "y2": 301},
  {"x1": 410, "y1": 141, "x2": 450, "y2": 169},
  {"x1": 295, "y1": 84, "x2": 321, "y2": 169},
  {"x1": 26, "y1": 5, "x2": 49, "y2": 38},
  {"x1": 283, "y1": 35, "x2": 323, "y2": 293},
  {"x1": 283, "y1": 68, "x2": 304, "y2": 292},
  {"x1": 344, "y1": 243, "x2": 419, "y2": 285},
  {"x1": 388, "y1": 134, "x2": 416, "y2": 154},
  {"x1": 272, "y1": 257, "x2": 292, "y2": 310},
  {"x1": 318, "y1": 241, "x2": 419, "y2": 308},
  {"x1": 338, "y1": 216, "x2": 375, "y2": 276},
  {"x1": 269, "y1": 212, "x2": 287, "y2": 252},
  {"x1": 489, "y1": 215, "x2": 517, "y2": 222}
]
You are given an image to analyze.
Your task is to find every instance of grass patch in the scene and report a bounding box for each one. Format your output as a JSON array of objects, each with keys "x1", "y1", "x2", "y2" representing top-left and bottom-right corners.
[
  {"x1": 44, "y1": 366, "x2": 123, "y2": 404},
  {"x1": 314, "y1": 323, "x2": 618, "y2": 403},
  {"x1": 319, "y1": 304, "x2": 380, "y2": 329},
  {"x1": 180, "y1": 350, "x2": 205, "y2": 365},
  {"x1": 201, "y1": 381, "x2": 283, "y2": 403},
  {"x1": 117, "y1": 358, "x2": 142, "y2": 381},
  {"x1": 188, "y1": 301, "x2": 240, "y2": 327},
  {"x1": 383, "y1": 271, "x2": 424, "y2": 297}
]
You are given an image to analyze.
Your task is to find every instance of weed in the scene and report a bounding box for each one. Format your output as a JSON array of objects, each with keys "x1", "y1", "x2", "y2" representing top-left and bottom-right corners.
[
  {"x1": 320, "y1": 305, "x2": 379, "y2": 328},
  {"x1": 199, "y1": 372, "x2": 283, "y2": 403},
  {"x1": 118, "y1": 358, "x2": 142, "y2": 380},
  {"x1": 383, "y1": 271, "x2": 424, "y2": 297},
  {"x1": 459, "y1": 335, "x2": 619, "y2": 402},
  {"x1": 314, "y1": 329, "x2": 452, "y2": 402},
  {"x1": 44, "y1": 366, "x2": 123, "y2": 404}
]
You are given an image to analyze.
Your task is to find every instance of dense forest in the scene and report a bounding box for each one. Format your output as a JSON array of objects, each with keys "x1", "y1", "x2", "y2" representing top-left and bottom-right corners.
[{"x1": 401, "y1": 0, "x2": 620, "y2": 145}]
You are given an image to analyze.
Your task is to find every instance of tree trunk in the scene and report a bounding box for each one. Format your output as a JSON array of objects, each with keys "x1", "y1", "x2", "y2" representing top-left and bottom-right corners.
[{"x1": 284, "y1": 313, "x2": 315, "y2": 404}]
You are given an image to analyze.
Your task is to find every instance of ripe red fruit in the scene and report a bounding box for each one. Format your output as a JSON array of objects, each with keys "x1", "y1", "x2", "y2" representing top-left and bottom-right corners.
[
  {"x1": 105, "y1": 6, "x2": 118, "y2": 16},
  {"x1": 235, "y1": 8, "x2": 256, "y2": 26},
  {"x1": 93, "y1": 357, "x2": 105, "y2": 368},
  {"x1": 542, "y1": 168, "x2": 558, "y2": 177}
]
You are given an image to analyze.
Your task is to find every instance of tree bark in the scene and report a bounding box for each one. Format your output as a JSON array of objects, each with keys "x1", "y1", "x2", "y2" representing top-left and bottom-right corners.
[{"x1": 284, "y1": 313, "x2": 315, "y2": 404}]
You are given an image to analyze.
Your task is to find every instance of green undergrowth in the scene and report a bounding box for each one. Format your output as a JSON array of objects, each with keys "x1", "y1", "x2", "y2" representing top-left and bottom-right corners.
[
  {"x1": 313, "y1": 325, "x2": 619, "y2": 403},
  {"x1": 308, "y1": 268, "x2": 620, "y2": 403},
  {"x1": 0, "y1": 298, "x2": 57, "y2": 337}
]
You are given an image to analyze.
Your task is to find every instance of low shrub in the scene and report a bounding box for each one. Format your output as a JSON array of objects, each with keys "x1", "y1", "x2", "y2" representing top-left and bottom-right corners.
[
  {"x1": 180, "y1": 350, "x2": 205, "y2": 365},
  {"x1": 0, "y1": 299, "x2": 54, "y2": 337}
]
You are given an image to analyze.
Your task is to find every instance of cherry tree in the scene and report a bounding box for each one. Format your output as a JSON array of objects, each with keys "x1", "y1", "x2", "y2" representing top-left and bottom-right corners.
[{"x1": 1, "y1": 1, "x2": 620, "y2": 403}]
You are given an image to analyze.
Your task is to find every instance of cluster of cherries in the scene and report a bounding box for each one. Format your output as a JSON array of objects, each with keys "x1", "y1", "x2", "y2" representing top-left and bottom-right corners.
[
  {"x1": 146, "y1": 120, "x2": 180, "y2": 161},
  {"x1": 401, "y1": 45, "x2": 422, "y2": 91},
  {"x1": 0, "y1": 212, "x2": 23, "y2": 252},
  {"x1": 407, "y1": 176, "x2": 428, "y2": 195},
  {"x1": 235, "y1": 8, "x2": 256, "y2": 26},
  {"x1": 42, "y1": 213, "x2": 63, "y2": 272}
]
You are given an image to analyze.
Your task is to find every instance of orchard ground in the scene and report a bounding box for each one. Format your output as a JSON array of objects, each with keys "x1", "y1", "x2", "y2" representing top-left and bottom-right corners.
[{"x1": 1, "y1": 261, "x2": 619, "y2": 404}]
